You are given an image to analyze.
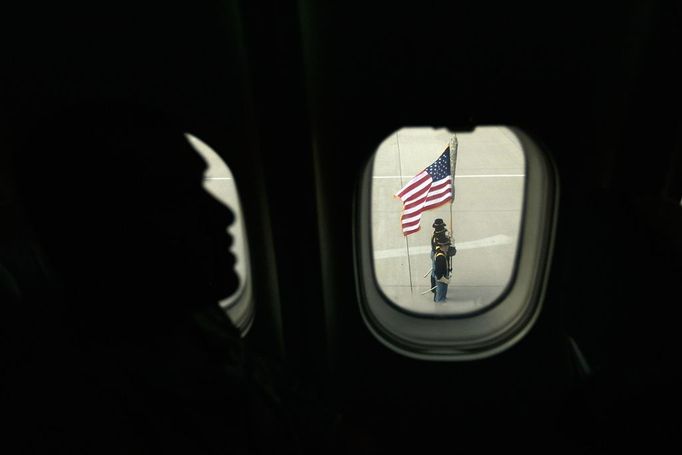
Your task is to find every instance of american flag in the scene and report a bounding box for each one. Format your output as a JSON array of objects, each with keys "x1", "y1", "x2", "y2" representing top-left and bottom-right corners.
[{"x1": 395, "y1": 147, "x2": 453, "y2": 236}]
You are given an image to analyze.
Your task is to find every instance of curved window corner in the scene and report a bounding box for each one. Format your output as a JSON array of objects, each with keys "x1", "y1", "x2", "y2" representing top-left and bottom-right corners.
[
  {"x1": 354, "y1": 126, "x2": 558, "y2": 360},
  {"x1": 185, "y1": 133, "x2": 254, "y2": 336}
]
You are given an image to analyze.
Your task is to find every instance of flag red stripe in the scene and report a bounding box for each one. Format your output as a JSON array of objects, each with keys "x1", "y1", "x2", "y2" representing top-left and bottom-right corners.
[
  {"x1": 403, "y1": 184, "x2": 432, "y2": 205},
  {"x1": 429, "y1": 179, "x2": 451, "y2": 191},
  {"x1": 403, "y1": 192, "x2": 430, "y2": 211},
  {"x1": 395, "y1": 147, "x2": 454, "y2": 236},
  {"x1": 425, "y1": 190, "x2": 452, "y2": 204},
  {"x1": 395, "y1": 172, "x2": 429, "y2": 198},
  {"x1": 401, "y1": 217, "x2": 422, "y2": 228},
  {"x1": 423, "y1": 196, "x2": 452, "y2": 211}
]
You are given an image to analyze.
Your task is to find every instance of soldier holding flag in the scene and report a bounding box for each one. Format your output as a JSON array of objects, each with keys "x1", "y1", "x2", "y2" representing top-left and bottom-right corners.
[
  {"x1": 430, "y1": 218, "x2": 449, "y2": 299},
  {"x1": 433, "y1": 233, "x2": 451, "y2": 302},
  {"x1": 395, "y1": 135, "x2": 458, "y2": 301}
]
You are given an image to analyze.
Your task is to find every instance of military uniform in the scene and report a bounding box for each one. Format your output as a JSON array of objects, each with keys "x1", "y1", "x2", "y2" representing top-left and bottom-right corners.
[
  {"x1": 430, "y1": 219, "x2": 447, "y2": 299},
  {"x1": 433, "y1": 245, "x2": 449, "y2": 302},
  {"x1": 430, "y1": 219, "x2": 451, "y2": 302}
]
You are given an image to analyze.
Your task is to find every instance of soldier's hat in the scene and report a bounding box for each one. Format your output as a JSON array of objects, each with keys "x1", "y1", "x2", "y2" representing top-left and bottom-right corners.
[{"x1": 432, "y1": 218, "x2": 446, "y2": 229}]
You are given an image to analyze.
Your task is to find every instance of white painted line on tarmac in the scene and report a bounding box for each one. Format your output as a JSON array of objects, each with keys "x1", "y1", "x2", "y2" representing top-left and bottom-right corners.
[
  {"x1": 373, "y1": 174, "x2": 524, "y2": 179},
  {"x1": 373, "y1": 234, "x2": 513, "y2": 259}
]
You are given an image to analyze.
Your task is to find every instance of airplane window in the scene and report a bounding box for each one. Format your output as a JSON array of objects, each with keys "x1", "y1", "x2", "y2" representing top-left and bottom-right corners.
[
  {"x1": 185, "y1": 133, "x2": 253, "y2": 335},
  {"x1": 356, "y1": 126, "x2": 557, "y2": 360},
  {"x1": 372, "y1": 127, "x2": 525, "y2": 315}
]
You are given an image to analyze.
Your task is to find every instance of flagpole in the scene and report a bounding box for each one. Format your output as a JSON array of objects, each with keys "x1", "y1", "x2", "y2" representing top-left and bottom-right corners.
[
  {"x1": 396, "y1": 132, "x2": 414, "y2": 293},
  {"x1": 449, "y1": 135, "x2": 458, "y2": 273},
  {"x1": 449, "y1": 135, "x2": 458, "y2": 236}
]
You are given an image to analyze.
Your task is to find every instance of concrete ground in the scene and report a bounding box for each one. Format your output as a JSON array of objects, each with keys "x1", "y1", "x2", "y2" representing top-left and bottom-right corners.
[{"x1": 371, "y1": 127, "x2": 525, "y2": 315}]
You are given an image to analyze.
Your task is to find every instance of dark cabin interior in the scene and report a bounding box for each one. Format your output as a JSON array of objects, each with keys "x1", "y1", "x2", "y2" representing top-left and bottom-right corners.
[{"x1": 1, "y1": 1, "x2": 681, "y2": 453}]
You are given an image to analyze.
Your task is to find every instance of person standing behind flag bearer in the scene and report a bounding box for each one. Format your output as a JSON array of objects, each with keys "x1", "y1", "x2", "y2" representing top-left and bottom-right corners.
[{"x1": 433, "y1": 235, "x2": 450, "y2": 303}]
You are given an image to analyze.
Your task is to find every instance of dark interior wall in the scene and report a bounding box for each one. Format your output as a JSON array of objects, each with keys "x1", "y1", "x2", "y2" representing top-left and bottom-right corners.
[
  {"x1": 1, "y1": 0, "x2": 680, "y2": 452},
  {"x1": 1, "y1": 2, "x2": 250, "y2": 129},
  {"x1": 0, "y1": 1, "x2": 289, "y2": 358}
]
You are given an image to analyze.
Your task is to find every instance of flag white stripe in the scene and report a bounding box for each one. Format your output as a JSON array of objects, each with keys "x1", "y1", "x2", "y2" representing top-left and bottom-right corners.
[
  {"x1": 402, "y1": 187, "x2": 431, "y2": 208},
  {"x1": 402, "y1": 175, "x2": 452, "y2": 213},
  {"x1": 403, "y1": 193, "x2": 452, "y2": 222},
  {"x1": 404, "y1": 201, "x2": 427, "y2": 215},
  {"x1": 401, "y1": 170, "x2": 428, "y2": 188},
  {"x1": 395, "y1": 171, "x2": 428, "y2": 197},
  {"x1": 403, "y1": 224, "x2": 420, "y2": 233},
  {"x1": 401, "y1": 212, "x2": 424, "y2": 224},
  {"x1": 396, "y1": 148, "x2": 455, "y2": 236},
  {"x1": 426, "y1": 184, "x2": 451, "y2": 197},
  {"x1": 400, "y1": 176, "x2": 433, "y2": 201},
  {"x1": 423, "y1": 192, "x2": 452, "y2": 208},
  {"x1": 431, "y1": 175, "x2": 452, "y2": 187}
]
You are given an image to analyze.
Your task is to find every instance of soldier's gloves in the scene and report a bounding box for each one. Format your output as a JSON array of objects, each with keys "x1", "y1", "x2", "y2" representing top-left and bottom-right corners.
[{"x1": 437, "y1": 277, "x2": 450, "y2": 284}]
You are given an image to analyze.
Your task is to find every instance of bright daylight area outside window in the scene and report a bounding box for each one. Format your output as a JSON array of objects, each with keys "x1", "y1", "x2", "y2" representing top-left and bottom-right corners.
[
  {"x1": 371, "y1": 127, "x2": 525, "y2": 315},
  {"x1": 185, "y1": 134, "x2": 251, "y2": 331}
]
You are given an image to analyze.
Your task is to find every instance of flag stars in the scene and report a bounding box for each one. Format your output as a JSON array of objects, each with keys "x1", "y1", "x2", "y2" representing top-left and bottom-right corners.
[{"x1": 394, "y1": 146, "x2": 454, "y2": 236}]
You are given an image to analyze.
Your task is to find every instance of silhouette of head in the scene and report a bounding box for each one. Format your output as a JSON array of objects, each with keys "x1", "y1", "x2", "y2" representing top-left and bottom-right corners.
[{"x1": 14, "y1": 101, "x2": 239, "y2": 320}]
